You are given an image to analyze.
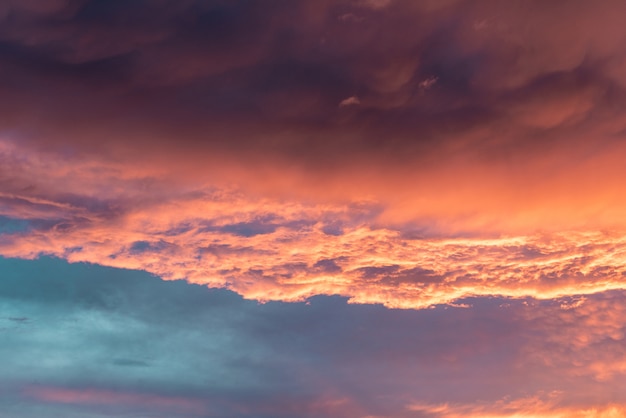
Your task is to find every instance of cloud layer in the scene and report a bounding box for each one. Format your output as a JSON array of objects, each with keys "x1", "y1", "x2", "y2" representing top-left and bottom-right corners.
[
  {"x1": 3, "y1": 136, "x2": 626, "y2": 308},
  {"x1": 3, "y1": 2, "x2": 626, "y2": 414},
  {"x1": 1, "y1": 2, "x2": 626, "y2": 229},
  {"x1": 2, "y1": 257, "x2": 626, "y2": 417}
]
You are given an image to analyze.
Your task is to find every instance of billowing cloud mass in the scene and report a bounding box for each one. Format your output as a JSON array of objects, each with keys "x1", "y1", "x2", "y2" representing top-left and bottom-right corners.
[
  {"x1": 3, "y1": 135, "x2": 626, "y2": 308},
  {"x1": 2, "y1": 0, "x2": 626, "y2": 416}
]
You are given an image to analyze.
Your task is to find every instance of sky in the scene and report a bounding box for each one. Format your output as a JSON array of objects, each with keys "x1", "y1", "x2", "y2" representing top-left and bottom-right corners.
[{"x1": 1, "y1": 0, "x2": 626, "y2": 416}]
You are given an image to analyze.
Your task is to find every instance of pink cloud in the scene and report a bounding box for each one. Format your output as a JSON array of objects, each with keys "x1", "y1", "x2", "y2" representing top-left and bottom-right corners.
[
  {"x1": 23, "y1": 385, "x2": 207, "y2": 414},
  {"x1": 339, "y1": 95, "x2": 361, "y2": 107}
]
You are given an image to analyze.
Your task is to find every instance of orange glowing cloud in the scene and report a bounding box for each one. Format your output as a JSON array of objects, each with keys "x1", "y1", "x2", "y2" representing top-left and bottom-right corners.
[
  {"x1": 408, "y1": 393, "x2": 626, "y2": 418},
  {"x1": 3, "y1": 0, "x2": 626, "y2": 309},
  {"x1": 3, "y1": 137, "x2": 626, "y2": 309}
]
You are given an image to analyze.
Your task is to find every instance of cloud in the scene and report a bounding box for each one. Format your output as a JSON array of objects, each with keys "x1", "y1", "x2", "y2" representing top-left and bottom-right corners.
[
  {"x1": 1, "y1": 0, "x2": 623, "y2": 165},
  {"x1": 339, "y1": 95, "x2": 361, "y2": 107},
  {"x1": 2, "y1": 257, "x2": 626, "y2": 417},
  {"x1": 1, "y1": 1, "x2": 626, "y2": 309},
  {"x1": 418, "y1": 76, "x2": 438, "y2": 89},
  {"x1": 23, "y1": 386, "x2": 206, "y2": 415},
  {"x1": 408, "y1": 394, "x2": 626, "y2": 418},
  {"x1": 3, "y1": 1, "x2": 626, "y2": 416},
  {"x1": 2, "y1": 137, "x2": 626, "y2": 308}
]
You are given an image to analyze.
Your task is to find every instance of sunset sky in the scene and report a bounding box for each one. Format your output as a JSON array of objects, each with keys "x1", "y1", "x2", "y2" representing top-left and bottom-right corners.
[{"x1": 2, "y1": 0, "x2": 626, "y2": 417}]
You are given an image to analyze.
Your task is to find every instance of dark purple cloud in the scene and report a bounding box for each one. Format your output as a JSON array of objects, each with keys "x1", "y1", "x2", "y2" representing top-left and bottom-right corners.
[{"x1": 1, "y1": 0, "x2": 624, "y2": 164}]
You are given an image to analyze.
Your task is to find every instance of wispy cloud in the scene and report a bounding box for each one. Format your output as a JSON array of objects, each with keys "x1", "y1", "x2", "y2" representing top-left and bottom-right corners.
[{"x1": 408, "y1": 393, "x2": 626, "y2": 418}]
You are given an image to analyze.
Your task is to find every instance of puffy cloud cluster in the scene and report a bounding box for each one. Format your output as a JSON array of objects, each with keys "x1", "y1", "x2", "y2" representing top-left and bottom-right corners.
[{"x1": 2, "y1": 138, "x2": 626, "y2": 308}]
